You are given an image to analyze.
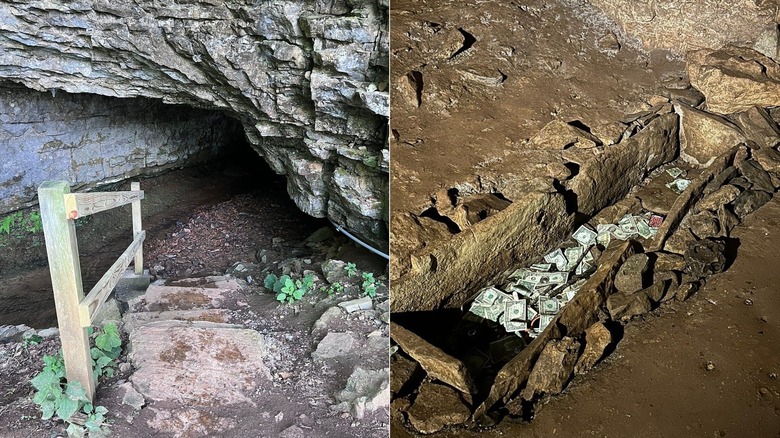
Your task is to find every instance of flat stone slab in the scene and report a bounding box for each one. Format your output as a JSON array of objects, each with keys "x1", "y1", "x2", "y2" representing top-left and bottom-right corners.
[
  {"x1": 128, "y1": 285, "x2": 245, "y2": 312},
  {"x1": 123, "y1": 309, "x2": 231, "y2": 333},
  {"x1": 128, "y1": 320, "x2": 270, "y2": 406}
]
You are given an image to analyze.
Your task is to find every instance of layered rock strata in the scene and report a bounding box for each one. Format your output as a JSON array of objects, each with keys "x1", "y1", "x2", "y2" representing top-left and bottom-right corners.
[{"x1": 0, "y1": 0, "x2": 389, "y2": 247}]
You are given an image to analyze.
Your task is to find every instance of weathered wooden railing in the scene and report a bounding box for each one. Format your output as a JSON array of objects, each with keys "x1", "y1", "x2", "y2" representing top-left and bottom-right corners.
[{"x1": 39, "y1": 181, "x2": 145, "y2": 401}]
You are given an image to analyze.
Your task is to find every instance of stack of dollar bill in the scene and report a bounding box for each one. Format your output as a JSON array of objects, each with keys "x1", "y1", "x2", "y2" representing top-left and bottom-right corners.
[{"x1": 469, "y1": 211, "x2": 666, "y2": 338}]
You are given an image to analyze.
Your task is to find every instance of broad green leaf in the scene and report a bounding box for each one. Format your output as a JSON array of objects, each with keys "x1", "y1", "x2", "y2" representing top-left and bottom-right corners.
[
  {"x1": 66, "y1": 423, "x2": 86, "y2": 438},
  {"x1": 293, "y1": 289, "x2": 304, "y2": 300},
  {"x1": 96, "y1": 356, "x2": 112, "y2": 367},
  {"x1": 94, "y1": 406, "x2": 108, "y2": 415},
  {"x1": 56, "y1": 396, "x2": 79, "y2": 420},
  {"x1": 30, "y1": 369, "x2": 59, "y2": 391},
  {"x1": 65, "y1": 382, "x2": 87, "y2": 401},
  {"x1": 264, "y1": 274, "x2": 277, "y2": 289},
  {"x1": 40, "y1": 400, "x2": 55, "y2": 420},
  {"x1": 83, "y1": 403, "x2": 93, "y2": 414},
  {"x1": 276, "y1": 293, "x2": 286, "y2": 302}
]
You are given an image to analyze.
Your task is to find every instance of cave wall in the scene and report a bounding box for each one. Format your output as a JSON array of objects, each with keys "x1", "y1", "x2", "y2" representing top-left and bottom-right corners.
[
  {"x1": 0, "y1": 85, "x2": 243, "y2": 211},
  {"x1": 0, "y1": 0, "x2": 389, "y2": 248},
  {"x1": 585, "y1": 0, "x2": 779, "y2": 58}
]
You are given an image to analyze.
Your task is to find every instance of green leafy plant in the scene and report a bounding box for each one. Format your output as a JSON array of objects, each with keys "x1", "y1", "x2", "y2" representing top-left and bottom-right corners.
[
  {"x1": 361, "y1": 272, "x2": 380, "y2": 298},
  {"x1": 265, "y1": 273, "x2": 316, "y2": 304},
  {"x1": 0, "y1": 210, "x2": 43, "y2": 236},
  {"x1": 0, "y1": 212, "x2": 17, "y2": 235},
  {"x1": 26, "y1": 211, "x2": 43, "y2": 233},
  {"x1": 344, "y1": 262, "x2": 358, "y2": 278},
  {"x1": 91, "y1": 323, "x2": 121, "y2": 379},
  {"x1": 30, "y1": 324, "x2": 119, "y2": 437},
  {"x1": 23, "y1": 334, "x2": 43, "y2": 349},
  {"x1": 320, "y1": 281, "x2": 345, "y2": 296}
]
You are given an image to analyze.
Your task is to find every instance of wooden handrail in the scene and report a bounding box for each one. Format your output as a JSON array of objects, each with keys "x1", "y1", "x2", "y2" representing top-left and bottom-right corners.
[
  {"x1": 78, "y1": 230, "x2": 145, "y2": 327},
  {"x1": 63, "y1": 190, "x2": 144, "y2": 219},
  {"x1": 39, "y1": 180, "x2": 145, "y2": 402}
]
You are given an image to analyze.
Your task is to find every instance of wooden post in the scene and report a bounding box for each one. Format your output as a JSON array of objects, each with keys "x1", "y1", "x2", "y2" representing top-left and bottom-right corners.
[
  {"x1": 131, "y1": 182, "x2": 143, "y2": 275},
  {"x1": 38, "y1": 181, "x2": 96, "y2": 401}
]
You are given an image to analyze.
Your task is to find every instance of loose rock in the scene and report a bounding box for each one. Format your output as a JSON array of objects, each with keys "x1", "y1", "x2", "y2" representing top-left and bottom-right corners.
[
  {"x1": 574, "y1": 322, "x2": 612, "y2": 375},
  {"x1": 643, "y1": 280, "x2": 668, "y2": 303},
  {"x1": 664, "y1": 226, "x2": 697, "y2": 255},
  {"x1": 390, "y1": 354, "x2": 420, "y2": 397},
  {"x1": 675, "y1": 281, "x2": 700, "y2": 301},
  {"x1": 717, "y1": 204, "x2": 741, "y2": 237},
  {"x1": 119, "y1": 382, "x2": 146, "y2": 411},
  {"x1": 279, "y1": 425, "x2": 306, "y2": 438},
  {"x1": 339, "y1": 297, "x2": 374, "y2": 313},
  {"x1": 684, "y1": 239, "x2": 727, "y2": 278},
  {"x1": 652, "y1": 252, "x2": 687, "y2": 272},
  {"x1": 732, "y1": 190, "x2": 772, "y2": 217},
  {"x1": 312, "y1": 332, "x2": 356, "y2": 360},
  {"x1": 521, "y1": 337, "x2": 581, "y2": 399},
  {"x1": 606, "y1": 291, "x2": 652, "y2": 320},
  {"x1": 390, "y1": 322, "x2": 474, "y2": 394},
  {"x1": 529, "y1": 120, "x2": 601, "y2": 150},
  {"x1": 753, "y1": 147, "x2": 780, "y2": 178},
  {"x1": 407, "y1": 382, "x2": 471, "y2": 434},
  {"x1": 687, "y1": 211, "x2": 720, "y2": 239},
  {"x1": 732, "y1": 107, "x2": 780, "y2": 150},
  {"x1": 332, "y1": 367, "x2": 390, "y2": 419},
  {"x1": 614, "y1": 253, "x2": 650, "y2": 293},
  {"x1": 321, "y1": 260, "x2": 348, "y2": 284},
  {"x1": 688, "y1": 46, "x2": 780, "y2": 114},
  {"x1": 736, "y1": 159, "x2": 775, "y2": 193},
  {"x1": 675, "y1": 103, "x2": 747, "y2": 167},
  {"x1": 698, "y1": 185, "x2": 741, "y2": 211}
]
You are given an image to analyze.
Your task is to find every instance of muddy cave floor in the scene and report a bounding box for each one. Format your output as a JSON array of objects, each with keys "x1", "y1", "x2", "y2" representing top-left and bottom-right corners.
[
  {"x1": 0, "y1": 155, "x2": 390, "y2": 437},
  {"x1": 391, "y1": 197, "x2": 780, "y2": 437}
]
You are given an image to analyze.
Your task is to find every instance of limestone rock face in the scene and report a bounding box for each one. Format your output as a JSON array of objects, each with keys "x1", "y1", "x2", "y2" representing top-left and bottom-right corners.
[
  {"x1": 0, "y1": 0, "x2": 389, "y2": 246},
  {"x1": 0, "y1": 86, "x2": 243, "y2": 212},
  {"x1": 688, "y1": 47, "x2": 780, "y2": 116},
  {"x1": 588, "y1": 0, "x2": 776, "y2": 57}
]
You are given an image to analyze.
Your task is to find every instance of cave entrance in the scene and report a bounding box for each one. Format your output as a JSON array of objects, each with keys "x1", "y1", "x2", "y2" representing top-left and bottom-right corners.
[{"x1": 0, "y1": 87, "x2": 326, "y2": 328}]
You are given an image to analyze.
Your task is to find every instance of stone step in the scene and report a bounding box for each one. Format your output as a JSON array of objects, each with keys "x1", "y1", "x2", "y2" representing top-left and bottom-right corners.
[
  {"x1": 122, "y1": 309, "x2": 232, "y2": 333},
  {"x1": 126, "y1": 283, "x2": 248, "y2": 313},
  {"x1": 127, "y1": 320, "x2": 270, "y2": 406}
]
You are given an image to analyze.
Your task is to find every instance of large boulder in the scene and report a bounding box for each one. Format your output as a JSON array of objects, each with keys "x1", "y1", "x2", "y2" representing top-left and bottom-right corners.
[
  {"x1": 688, "y1": 46, "x2": 780, "y2": 115},
  {"x1": 675, "y1": 104, "x2": 747, "y2": 167}
]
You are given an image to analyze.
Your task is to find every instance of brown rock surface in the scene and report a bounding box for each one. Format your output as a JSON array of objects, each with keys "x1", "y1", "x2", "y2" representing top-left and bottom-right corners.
[
  {"x1": 569, "y1": 114, "x2": 679, "y2": 216},
  {"x1": 688, "y1": 46, "x2": 780, "y2": 115},
  {"x1": 529, "y1": 120, "x2": 601, "y2": 150},
  {"x1": 675, "y1": 104, "x2": 747, "y2": 167},
  {"x1": 574, "y1": 322, "x2": 613, "y2": 375},
  {"x1": 732, "y1": 107, "x2": 780, "y2": 150},
  {"x1": 588, "y1": 0, "x2": 776, "y2": 56},
  {"x1": 614, "y1": 253, "x2": 650, "y2": 294},
  {"x1": 407, "y1": 382, "x2": 471, "y2": 434},
  {"x1": 389, "y1": 322, "x2": 474, "y2": 394},
  {"x1": 521, "y1": 337, "x2": 581, "y2": 399},
  {"x1": 476, "y1": 241, "x2": 638, "y2": 418},
  {"x1": 391, "y1": 191, "x2": 573, "y2": 312},
  {"x1": 699, "y1": 185, "x2": 741, "y2": 212}
]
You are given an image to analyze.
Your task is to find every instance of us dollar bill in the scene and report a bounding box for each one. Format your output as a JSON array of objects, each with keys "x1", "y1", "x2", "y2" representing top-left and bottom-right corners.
[
  {"x1": 504, "y1": 300, "x2": 527, "y2": 321},
  {"x1": 573, "y1": 224, "x2": 598, "y2": 247},
  {"x1": 544, "y1": 248, "x2": 568, "y2": 271}
]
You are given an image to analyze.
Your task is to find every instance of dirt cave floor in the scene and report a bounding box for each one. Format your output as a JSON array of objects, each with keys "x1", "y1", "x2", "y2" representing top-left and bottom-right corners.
[
  {"x1": 391, "y1": 183, "x2": 780, "y2": 437},
  {"x1": 0, "y1": 152, "x2": 391, "y2": 437}
]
